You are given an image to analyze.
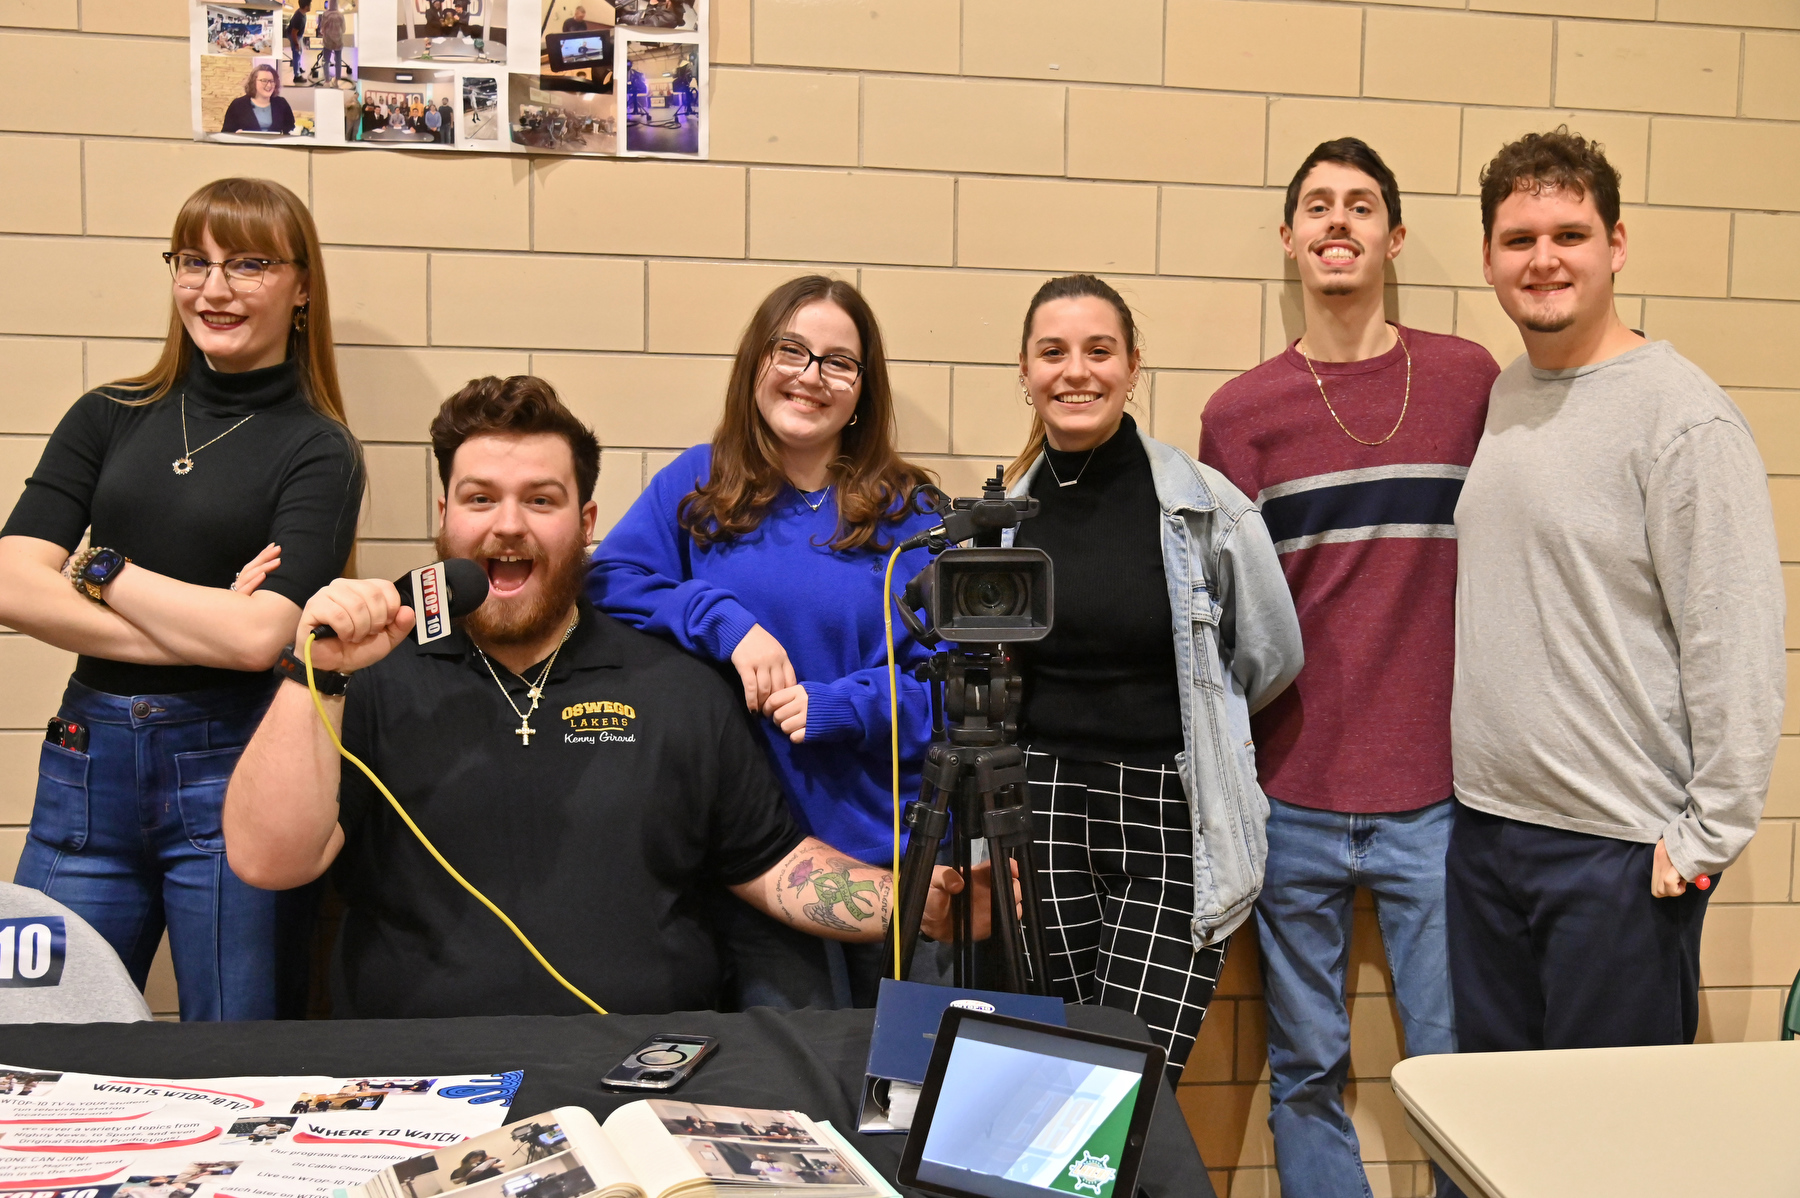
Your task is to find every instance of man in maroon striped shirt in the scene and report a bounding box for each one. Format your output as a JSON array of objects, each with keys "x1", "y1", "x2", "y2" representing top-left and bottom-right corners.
[{"x1": 1199, "y1": 139, "x2": 1497, "y2": 1198}]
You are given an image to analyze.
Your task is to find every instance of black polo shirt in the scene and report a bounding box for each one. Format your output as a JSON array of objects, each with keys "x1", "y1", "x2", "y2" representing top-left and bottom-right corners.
[{"x1": 328, "y1": 600, "x2": 801, "y2": 1018}]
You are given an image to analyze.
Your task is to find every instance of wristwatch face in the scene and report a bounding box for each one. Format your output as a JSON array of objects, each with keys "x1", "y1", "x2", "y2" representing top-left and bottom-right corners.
[{"x1": 82, "y1": 548, "x2": 125, "y2": 585}]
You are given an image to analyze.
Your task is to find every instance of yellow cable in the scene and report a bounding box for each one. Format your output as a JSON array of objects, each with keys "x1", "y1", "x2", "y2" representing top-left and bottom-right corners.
[
  {"x1": 301, "y1": 632, "x2": 609, "y2": 1016},
  {"x1": 884, "y1": 544, "x2": 904, "y2": 981}
]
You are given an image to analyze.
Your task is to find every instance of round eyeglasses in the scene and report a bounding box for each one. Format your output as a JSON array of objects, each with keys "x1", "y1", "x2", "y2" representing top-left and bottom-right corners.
[
  {"x1": 163, "y1": 252, "x2": 295, "y2": 293},
  {"x1": 767, "y1": 338, "x2": 864, "y2": 392}
]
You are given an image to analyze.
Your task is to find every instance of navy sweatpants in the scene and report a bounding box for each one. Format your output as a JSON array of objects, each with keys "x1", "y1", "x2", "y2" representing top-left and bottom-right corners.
[{"x1": 1445, "y1": 803, "x2": 1715, "y2": 1052}]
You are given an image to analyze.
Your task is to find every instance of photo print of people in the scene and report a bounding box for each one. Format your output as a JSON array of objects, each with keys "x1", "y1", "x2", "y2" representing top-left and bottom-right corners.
[{"x1": 189, "y1": 0, "x2": 704, "y2": 156}]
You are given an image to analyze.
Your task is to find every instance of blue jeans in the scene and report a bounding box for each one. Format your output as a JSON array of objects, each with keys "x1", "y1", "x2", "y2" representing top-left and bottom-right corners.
[
  {"x1": 15, "y1": 678, "x2": 313, "y2": 1021},
  {"x1": 1256, "y1": 798, "x2": 1459, "y2": 1198}
]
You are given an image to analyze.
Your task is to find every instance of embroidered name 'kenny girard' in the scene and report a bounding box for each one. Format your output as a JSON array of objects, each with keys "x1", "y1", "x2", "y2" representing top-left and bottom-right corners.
[{"x1": 560, "y1": 699, "x2": 638, "y2": 745}]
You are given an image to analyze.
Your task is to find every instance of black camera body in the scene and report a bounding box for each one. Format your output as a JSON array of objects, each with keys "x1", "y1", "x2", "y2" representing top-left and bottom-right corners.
[
  {"x1": 906, "y1": 547, "x2": 1051, "y2": 644},
  {"x1": 899, "y1": 470, "x2": 1054, "y2": 647}
]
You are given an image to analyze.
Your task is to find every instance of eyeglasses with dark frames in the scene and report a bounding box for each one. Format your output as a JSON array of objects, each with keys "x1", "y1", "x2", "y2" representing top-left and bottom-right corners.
[
  {"x1": 766, "y1": 337, "x2": 864, "y2": 392},
  {"x1": 163, "y1": 251, "x2": 297, "y2": 294}
]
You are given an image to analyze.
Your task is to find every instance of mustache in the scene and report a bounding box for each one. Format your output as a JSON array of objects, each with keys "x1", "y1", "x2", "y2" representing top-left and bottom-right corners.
[
  {"x1": 467, "y1": 539, "x2": 541, "y2": 560},
  {"x1": 1309, "y1": 236, "x2": 1365, "y2": 255}
]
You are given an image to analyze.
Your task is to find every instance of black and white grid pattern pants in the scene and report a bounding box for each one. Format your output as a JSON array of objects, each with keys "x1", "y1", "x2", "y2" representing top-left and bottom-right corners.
[{"x1": 1026, "y1": 748, "x2": 1229, "y2": 1082}]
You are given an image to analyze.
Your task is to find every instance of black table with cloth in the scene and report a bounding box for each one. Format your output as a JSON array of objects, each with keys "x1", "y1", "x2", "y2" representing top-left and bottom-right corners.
[{"x1": 0, "y1": 1006, "x2": 1213, "y2": 1197}]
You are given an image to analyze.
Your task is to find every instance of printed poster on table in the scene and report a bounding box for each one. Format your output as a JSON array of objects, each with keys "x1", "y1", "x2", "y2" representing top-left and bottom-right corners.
[
  {"x1": 189, "y1": 0, "x2": 705, "y2": 157},
  {"x1": 0, "y1": 1064, "x2": 519, "y2": 1198}
]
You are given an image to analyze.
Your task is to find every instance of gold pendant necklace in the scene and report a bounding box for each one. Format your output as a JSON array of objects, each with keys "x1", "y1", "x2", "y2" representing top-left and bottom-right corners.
[
  {"x1": 474, "y1": 613, "x2": 579, "y2": 746},
  {"x1": 173, "y1": 393, "x2": 256, "y2": 475},
  {"x1": 1299, "y1": 326, "x2": 1412, "y2": 447}
]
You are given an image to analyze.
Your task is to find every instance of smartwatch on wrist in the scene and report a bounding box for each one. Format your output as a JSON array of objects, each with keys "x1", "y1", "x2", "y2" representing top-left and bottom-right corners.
[
  {"x1": 69, "y1": 546, "x2": 130, "y2": 604},
  {"x1": 274, "y1": 643, "x2": 351, "y2": 696}
]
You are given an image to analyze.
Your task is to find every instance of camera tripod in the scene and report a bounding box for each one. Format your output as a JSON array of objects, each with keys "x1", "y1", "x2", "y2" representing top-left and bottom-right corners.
[{"x1": 888, "y1": 643, "x2": 1052, "y2": 995}]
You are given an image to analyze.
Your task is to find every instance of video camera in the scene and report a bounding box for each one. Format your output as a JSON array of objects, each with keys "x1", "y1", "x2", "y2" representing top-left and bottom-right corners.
[
  {"x1": 897, "y1": 469, "x2": 1053, "y2": 648},
  {"x1": 888, "y1": 468, "x2": 1055, "y2": 993}
]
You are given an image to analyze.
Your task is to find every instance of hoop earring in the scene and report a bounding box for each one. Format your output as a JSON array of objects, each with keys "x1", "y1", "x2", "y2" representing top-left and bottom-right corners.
[
  {"x1": 1020, "y1": 381, "x2": 1033, "y2": 405},
  {"x1": 848, "y1": 411, "x2": 859, "y2": 426},
  {"x1": 292, "y1": 303, "x2": 309, "y2": 333}
]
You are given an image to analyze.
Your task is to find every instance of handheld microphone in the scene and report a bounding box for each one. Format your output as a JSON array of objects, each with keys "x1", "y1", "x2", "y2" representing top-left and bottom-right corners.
[{"x1": 313, "y1": 558, "x2": 489, "y2": 644}]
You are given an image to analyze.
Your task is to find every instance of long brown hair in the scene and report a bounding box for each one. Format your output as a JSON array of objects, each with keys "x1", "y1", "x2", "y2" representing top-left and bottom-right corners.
[
  {"x1": 115, "y1": 178, "x2": 348, "y2": 428},
  {"x1": 1004, "y1": 274, "x2": 1142, "y2": 488},
  {"x1": 679, "y1": 276, "x2": 933, "y2": 553}
]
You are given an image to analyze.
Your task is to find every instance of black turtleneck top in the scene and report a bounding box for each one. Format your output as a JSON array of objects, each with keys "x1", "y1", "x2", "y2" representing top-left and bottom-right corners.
[
  {"x1": 1013, "y1": 413, "x2": 1183, "y2": 763},
  {"x1": 2, "y1": 355, "x2": 364, "y2": 695}
]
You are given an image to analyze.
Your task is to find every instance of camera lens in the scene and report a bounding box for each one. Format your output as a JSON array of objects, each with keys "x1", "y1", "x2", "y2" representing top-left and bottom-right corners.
[{"x1": 955, "y1": 570, "x2": 1025, "y2": 617}]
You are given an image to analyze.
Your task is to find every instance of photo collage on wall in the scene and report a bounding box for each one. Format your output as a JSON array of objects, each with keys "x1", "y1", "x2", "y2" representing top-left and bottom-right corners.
[{"x1": 189, "y1": 0, "x2": 705, "y2": 157}]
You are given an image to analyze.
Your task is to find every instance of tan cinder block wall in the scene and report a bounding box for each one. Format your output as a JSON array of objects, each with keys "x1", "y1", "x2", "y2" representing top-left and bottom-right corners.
[{"x1": 3, "y1": 0, "x2": 1798, "y2": 1188}]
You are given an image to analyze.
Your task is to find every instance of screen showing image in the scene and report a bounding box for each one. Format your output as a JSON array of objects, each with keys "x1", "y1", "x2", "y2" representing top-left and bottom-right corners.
[
  {"x1": 916, "y1": 1022, "x2": 1145, "y2": 1198},
  {"x1": 558, "y1": 33, "x2": 605, "y2": 62},
  {"x1": 546, "y1": 28, "x2": 609, "y2": 69}
]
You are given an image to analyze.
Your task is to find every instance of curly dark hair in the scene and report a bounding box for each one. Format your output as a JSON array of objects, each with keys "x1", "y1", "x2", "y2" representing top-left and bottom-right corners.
[
  {"x1": 430, "y1": 375, "x2": 601, "y2": 503},
  {"x1": 1478, "y1": 125, "x2": 1621, "y2": 239}
]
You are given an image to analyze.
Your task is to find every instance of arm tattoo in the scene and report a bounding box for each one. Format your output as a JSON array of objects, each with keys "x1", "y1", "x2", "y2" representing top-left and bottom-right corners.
[{"x1": 786, "y1": 853, "x2": 882, "y2": 934}]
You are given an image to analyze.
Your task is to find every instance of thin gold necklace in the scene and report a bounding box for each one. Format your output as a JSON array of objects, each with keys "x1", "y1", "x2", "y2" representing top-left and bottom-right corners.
[
  {"x1": 473, "y1": 612, "x2": 579, "y2": 746},
  {"x1": 174, "y1": 393, "x2": 256, "y2": 475},
  {"x1": 1298, "y1": 326, "x2": 1412, "y2": 447}
]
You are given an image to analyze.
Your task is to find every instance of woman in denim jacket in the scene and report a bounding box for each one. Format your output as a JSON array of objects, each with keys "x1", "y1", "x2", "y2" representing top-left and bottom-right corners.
[{"x1": 1000, "y1": 274, "x2": 1302, "y2": 1080}]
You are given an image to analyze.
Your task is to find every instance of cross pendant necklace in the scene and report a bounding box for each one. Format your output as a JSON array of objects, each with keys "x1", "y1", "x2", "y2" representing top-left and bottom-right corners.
[
  {"x1": 514, "y1": 682, "x2": 551, "y2": 744},
  {"x1": 475, "y1": 614, "x2": 578, "y2": 747}
]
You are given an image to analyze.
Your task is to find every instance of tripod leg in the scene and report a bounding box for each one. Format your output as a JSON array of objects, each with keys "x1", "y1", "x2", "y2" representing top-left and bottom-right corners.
[
  {"x1": 1015, "y1": 837, "x2": 1052, "y2": 997},
  {"x1": 952, "y1": 817, "x2": 972, "y2": 988},
  {"x1": 979, "y1": 783, "x2": 1037, "y2": 994},
  {"x1": 892, "y1": 777, "x2": 950, "y2": 981},
  {"x1": 987, "y1": 843, "x2": 1026, "y2": 992}
]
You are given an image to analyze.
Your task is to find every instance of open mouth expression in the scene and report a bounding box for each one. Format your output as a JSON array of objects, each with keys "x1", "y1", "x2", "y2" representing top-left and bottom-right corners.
[{"x1": 483, "y1": 550, "x2": 536, "y2": 599}]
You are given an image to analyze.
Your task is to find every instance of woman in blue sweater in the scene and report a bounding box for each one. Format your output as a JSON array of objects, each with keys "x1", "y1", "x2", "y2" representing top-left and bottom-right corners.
[{"x1": 589, "y1": 276, "x2": 940, "y2": 1008}]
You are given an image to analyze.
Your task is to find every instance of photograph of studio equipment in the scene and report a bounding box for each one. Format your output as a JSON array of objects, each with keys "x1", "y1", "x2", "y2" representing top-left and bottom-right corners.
[{"x1": 888, "y1": 468, "x2": 1054, "y2": 996}]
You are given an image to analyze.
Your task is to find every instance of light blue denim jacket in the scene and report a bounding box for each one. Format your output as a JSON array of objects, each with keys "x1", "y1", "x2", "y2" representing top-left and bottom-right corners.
[{"x1": 1005, "y1": 427, "x2": 1303, "y2": 947}]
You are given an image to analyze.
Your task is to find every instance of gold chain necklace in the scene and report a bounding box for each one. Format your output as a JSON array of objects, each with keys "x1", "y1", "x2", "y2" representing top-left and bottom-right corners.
[
  {"x1": 473, "y1": 612, "x2": 579, "y2": 746},
  {"x1": 174, "y1": 394, "x2": 256, "y2": 475},
  {"x1": 1298, "y1": 326, "x2": 1412, "y2": 447}
]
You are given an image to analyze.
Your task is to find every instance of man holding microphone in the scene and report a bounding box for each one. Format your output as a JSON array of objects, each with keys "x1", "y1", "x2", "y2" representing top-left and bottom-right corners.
[{"x1": 223, "y1": 375, "x2": 987, "y2": 1017}]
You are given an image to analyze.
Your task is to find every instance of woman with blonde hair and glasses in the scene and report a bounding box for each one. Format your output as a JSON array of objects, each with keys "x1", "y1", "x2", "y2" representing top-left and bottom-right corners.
[
  {"x1": 0, "y1": 178, "x2": 364, "y2": 1020},
  {"x1": 1001, "y1": 274, "x2": 1302, "y2": 1080},
  {"x1": 590, "y1": 275, "x2": 940, "y2": 1008}
]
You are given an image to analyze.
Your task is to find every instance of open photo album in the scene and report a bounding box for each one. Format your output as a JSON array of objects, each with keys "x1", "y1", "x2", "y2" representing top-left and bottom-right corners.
[{"x1": 339, "y1": 1101, "x2": 898, "y2": 1198}]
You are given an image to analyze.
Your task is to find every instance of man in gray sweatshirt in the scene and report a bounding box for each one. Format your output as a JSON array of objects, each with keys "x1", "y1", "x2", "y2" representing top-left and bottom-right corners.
[
  {"x1": 1450, "y1": 128, "x2": 1784, "y2": 1051},
  {"x1": 0, "y1": 881, "x2": 150, "y2": 1022}
]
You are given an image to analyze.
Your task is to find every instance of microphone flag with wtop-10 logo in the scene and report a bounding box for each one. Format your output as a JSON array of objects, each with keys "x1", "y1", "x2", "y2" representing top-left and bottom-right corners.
[
  {"x1": 411, "y1": 561, "x2": 450, "y2": 644},
  {"x1": 312, "y1": 559, "x2": 490, "y2": 643}
]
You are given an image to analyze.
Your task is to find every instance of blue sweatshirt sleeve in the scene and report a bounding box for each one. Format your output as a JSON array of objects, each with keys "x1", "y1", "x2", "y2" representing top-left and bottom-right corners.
[
  {"x1": 798, "y1": 526, "x2": 938, "y2": 754},
  {"x1": 801, "y1": 643, "x2": 934, "y2": 754},
  {"x1": 586, "y1": 446, "x2": 760, "y2": 661}
]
